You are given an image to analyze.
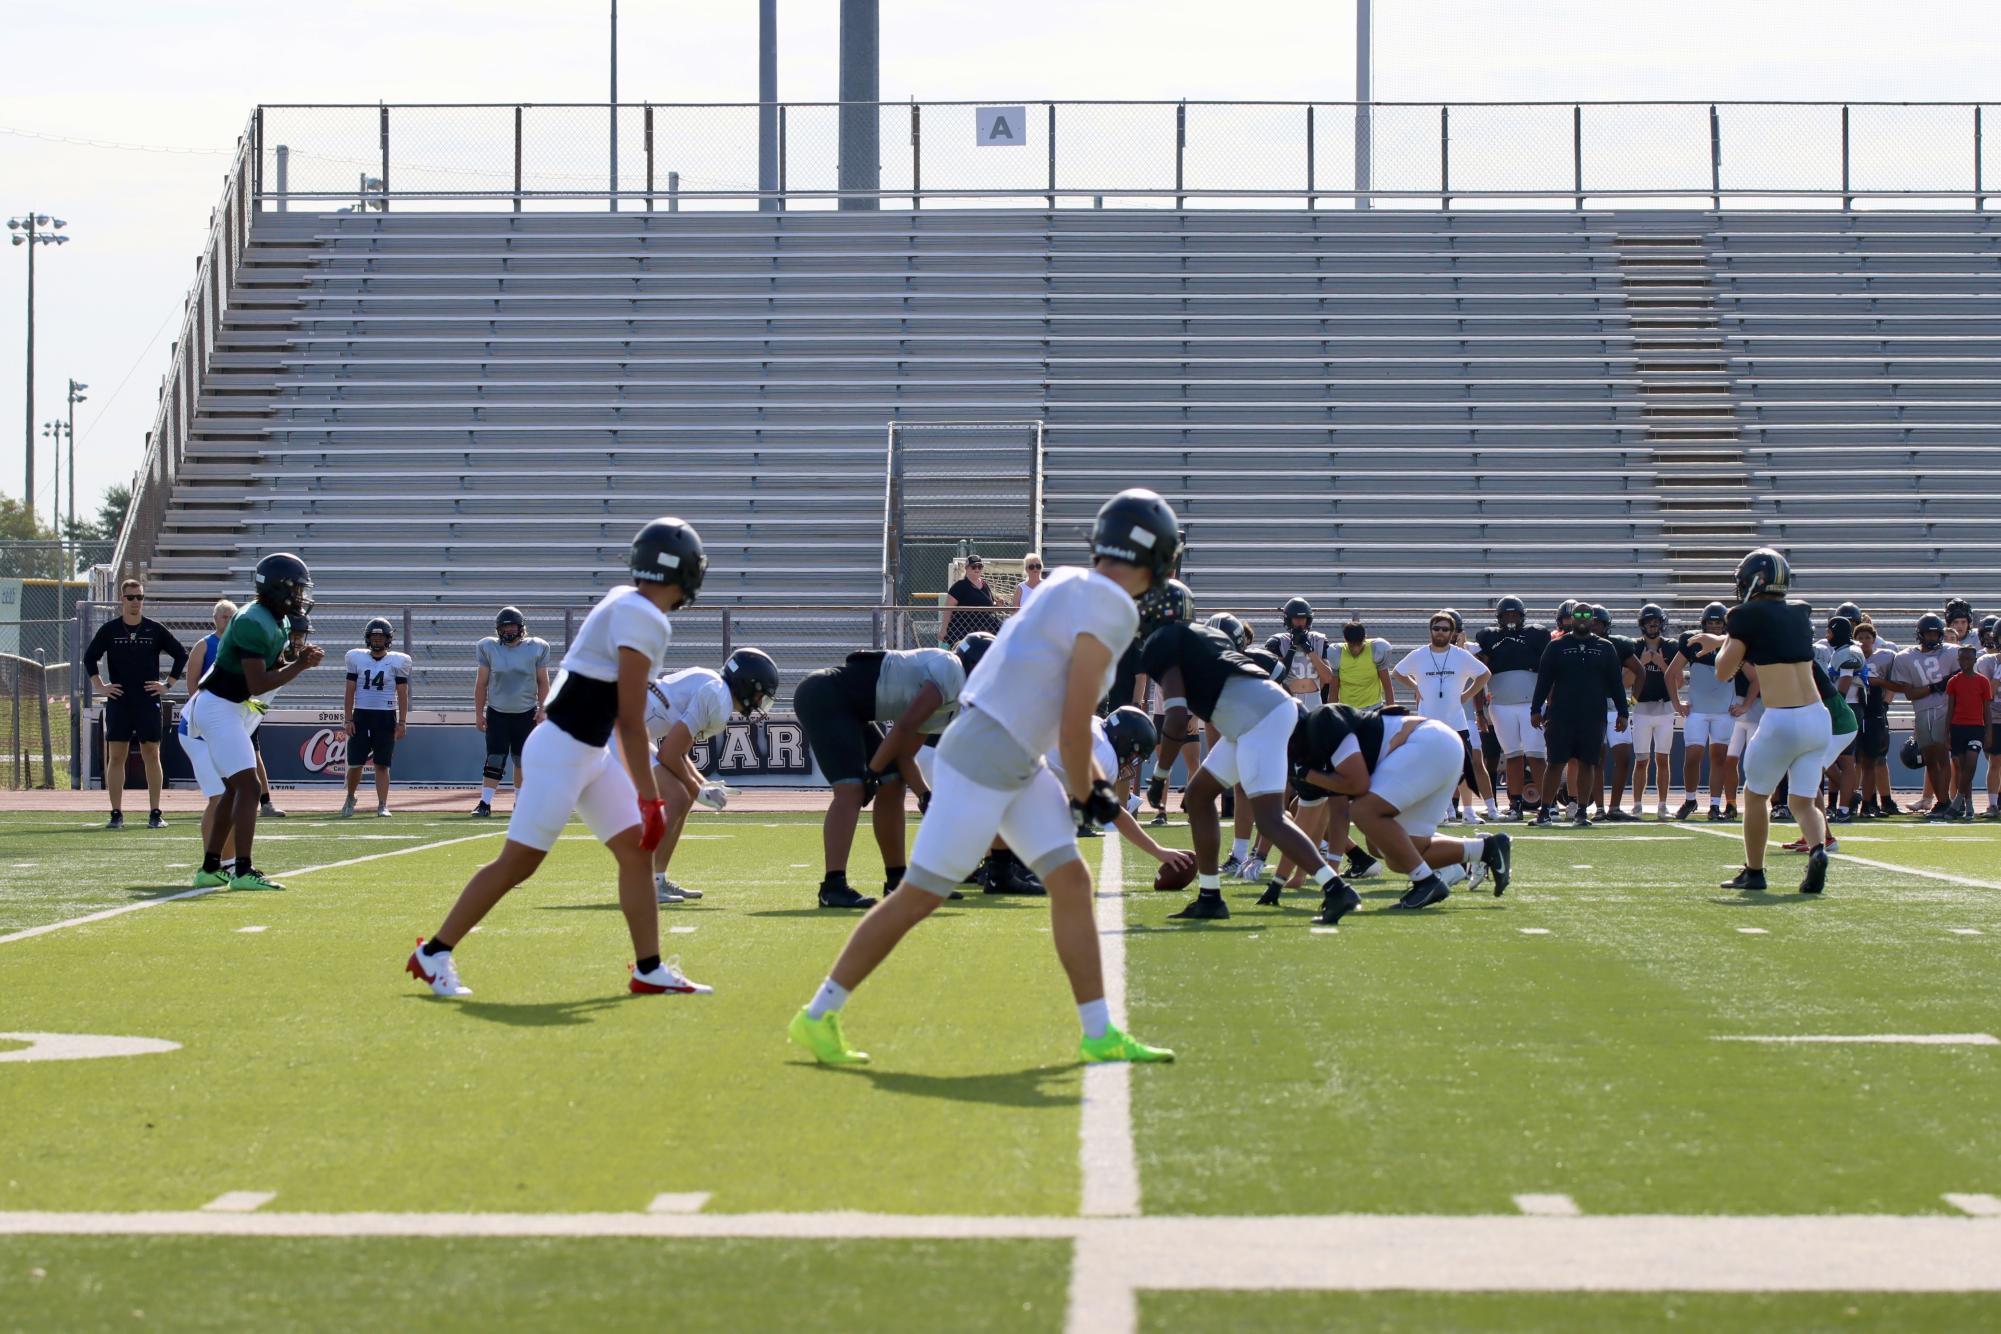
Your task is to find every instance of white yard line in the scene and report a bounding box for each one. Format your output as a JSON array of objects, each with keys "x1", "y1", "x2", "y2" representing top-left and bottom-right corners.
[
  {"x1": 200, "y1": 1192, "x2": 276, "y2": 1213},
  {"x1": 1078, "y1": 832, "x2": 1138, "y2": 1220},
  {"x1": 1945, "y1": 1194, "x2": 2001, "y2": 1218},
  {"x1": 1713, "y1": 1034, "x2": 1998, "y2": 1046},
  {"x1": 1677, "y1": 822, "x2": 2001, "y2": 890},
  {"x1": 0, "y1": 831, "x2": 506, "y2": 946},
  {"x1": 1513, "y1": 1194, "x2": 1581, "y2": 1216},
  {"x1": 645, "y1": 1193, "x2": 711, "y2": 1214}
]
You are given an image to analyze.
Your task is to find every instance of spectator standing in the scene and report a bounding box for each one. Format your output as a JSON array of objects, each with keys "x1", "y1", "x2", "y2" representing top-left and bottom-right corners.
[
  {"x1": 473, "y1": 607, "x2": 551, "y2": 818},
  {"x1": 1943, "y1": 646, "x2": 1992, "y2": 820},
  {"x1": 85, "y1": 578, "x2": 189, "y2": 830},
  {"x1": 1334, "y1": 620, "x2": 1394, "y2": 709},
  {"x1": 940, "y1": 555, "x2": 1001, "y2": 645},
  {"x1": 1013, "y1": 553, "x2": 1046, "y2": 609}
]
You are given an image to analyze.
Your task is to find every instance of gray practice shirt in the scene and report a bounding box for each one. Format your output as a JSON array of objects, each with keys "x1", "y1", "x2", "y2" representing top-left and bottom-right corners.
[
  {"x1": 1210, "y1": 674, "x2": 1294, "y2": 739},
  {"x1": 1683, "y1": 659, "x2": 1735, "y2": 715},
  {"x1": 1891, "y1": 644, "x2": 1959, "y2": 718},
  {"x1": 874, "y1": 647, "x2": 967, "y2": 735},
  {"x1": 476, "y1": 635, "x2": 551, "y2": 713}
]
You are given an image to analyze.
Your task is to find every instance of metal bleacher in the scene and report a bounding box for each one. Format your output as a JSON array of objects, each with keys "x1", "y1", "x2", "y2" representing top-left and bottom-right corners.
[{"x1": 139, "y1": 206, "x2": 2001, "y2": 698}]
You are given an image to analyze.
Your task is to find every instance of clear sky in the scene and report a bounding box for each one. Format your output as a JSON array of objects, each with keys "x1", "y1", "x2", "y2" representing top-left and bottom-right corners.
[{"x1": 2, "y1": 0, "x2": 1996, "y2": 527}]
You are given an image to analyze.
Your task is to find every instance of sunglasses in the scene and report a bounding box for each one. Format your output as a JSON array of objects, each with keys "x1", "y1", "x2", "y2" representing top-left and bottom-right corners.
[
  {"x1": 967, "y1": 563, "x2": 984, "y2": 570},
  {"x1": 123, "y1": 593, "x2": 144, "y2": 601},
  {"x1": 1024, "y1": 563, "x2": 1042, "y2": 571}
]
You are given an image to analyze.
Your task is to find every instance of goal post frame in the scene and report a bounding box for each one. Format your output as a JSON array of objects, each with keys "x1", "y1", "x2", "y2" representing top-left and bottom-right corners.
[{"x1": 882, "y1": 419, "x2": 1046, "y2": 609}]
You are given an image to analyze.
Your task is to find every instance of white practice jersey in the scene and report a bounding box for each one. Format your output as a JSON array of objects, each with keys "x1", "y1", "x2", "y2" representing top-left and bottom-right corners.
[
  {"x1": 1979, "y1": 651, "x2": 2001, "y2": 723},
  {"x1": 1393, "y1": 644, "x2": 1485, "y2": 727},
  {"x1": 559, "y1": 586, "x2": 674, "y2": 683},
  {"x1": 645, "y1": 667, "x2": 733, "y2": 746},
  {"x1": 1814, "y1": 641, "x2": 1867, "y2": 704},
  {"x1": 961, "y1": 566, "x2": 1137, "y2": 760},
  {"x1": 345, "y1": 649, "x2": 411, "y2": 710},
  {"x1": 1044, "y1": 716, "x2": 1117, "y2": 790}
]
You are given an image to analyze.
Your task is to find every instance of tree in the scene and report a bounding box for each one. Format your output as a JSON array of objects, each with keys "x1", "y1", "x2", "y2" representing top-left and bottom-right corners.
[
  {"x1": 0, "y1": 493, "x2": 65, "y2": 578},
  {"x1": 60, "y1": 484, "x2": 131, "y2": 547}
]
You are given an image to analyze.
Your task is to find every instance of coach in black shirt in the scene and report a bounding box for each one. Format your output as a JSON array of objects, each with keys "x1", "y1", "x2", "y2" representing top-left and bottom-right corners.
[
  {"x1": 84, "y1": 578, "x2": 189, "y2": 830},
  {"x1": 1531, "y1": 614, "x2": 1627, "y2": 827}
]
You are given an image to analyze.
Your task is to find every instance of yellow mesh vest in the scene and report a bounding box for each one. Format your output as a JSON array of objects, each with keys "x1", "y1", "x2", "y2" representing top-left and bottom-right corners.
[{"x1": 1339, "y1": 644, "x2": 1383, "y2": 707}]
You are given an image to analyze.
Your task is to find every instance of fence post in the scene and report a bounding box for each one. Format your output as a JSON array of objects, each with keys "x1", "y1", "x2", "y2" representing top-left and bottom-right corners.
[
  {"x1": 668, "y1": 171, "x2": 680, "y2": 212},
  {"x1": 910, "y1": 102, "x2": 922, "y2": 209},
  {"x1": 1976, "y1": 105, "x2": 1985, "y2": 212},
  {"x1": 645, "y1": 103, "x2": 656, "y2": 212},
  {"x1": 379, "y1": 104, "x2": 390, "y2": 212},
  {"x1": 1572, "y1": 103, "x2": 1583, "y2": 210},
  {"x1": 563, "y1": 607, "x2": 575, "y2": 649},
  {"x1": 253, "y1": 107, "x2": 265, "y2": 211},
  {"x1": 1306, "y1": 104, "x2": 1316, "y2": 209},
  {"x1": 1439, "y1": 104, "x2": 1451, "y2": 209},
  {"x1": 1046, "y1": 102, "x2": 1057, "y2": 209},
  {"x1": 871, "y1": 609, "x2": 884, "y2": 650},
  {"x1": 1175, "y1": 101, "x2": 1187, "y2": 209},
  {"x1": 11, "y1": 670, "x2": 21, "y2": 791},
  {"x1": 402, "y1": 607, "x2": 414, "y2": 657},
  {"x1": 38, "y1": 662, "x2": 53, "y2": 790},
  {"x1": 513, "y1": 106, "x2": 524, "y2": 211},
  {"x1": 1710, "y1": 104, "x2": 1722, "y2": 211},
  {"x1": 720, "y1": 612, "x2": 734, "y2": 658},
  {"x1": 778, "y1": 104, "x2": 788, "y2": 211},
  {"x1": 1841, "y1": 104, "x2": 1852, "y2": 211}
]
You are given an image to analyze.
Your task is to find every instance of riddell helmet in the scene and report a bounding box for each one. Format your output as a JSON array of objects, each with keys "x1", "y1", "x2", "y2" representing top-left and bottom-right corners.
[
  {"x1": 1982, "y1": 615, "x2": 2000, "y2": 650},
  {"x1": 721, "y1": 647, "x2": 780, "y2": 718},
  {"x1": 1899, "y1": 736, "x2": 1923, "y2": 771},
  {"x1": 1835, "y1": 601, "x2": 1864, "y2": 625},
  {"x1": 1916, "y1": 613, "x2": 1946, "y2": 650},
  {"x1": 1638, "y1": 603, "x2": 1666, "y2": 633},
  {"x1": 1103, "y1": 706, "x2": 1158, "y2": 772},
  {"x1": 1827, "y1": 616, "x2": 1855, "y2": 648},
  {"x1": 1555, "y1": 599, "x2": 1577, "y2": 629},
  {"x1": 495, "y1": 606, "x2": 526, "y2": 642},
  {"x1": 953, "y1": 631, "x2": 996, "y2": 675},
  {"x1": 1205, "y1": 612, "x2": 1253, "y2": 650},
  {"x1": 1701, "y1": 601, "x2": 1729, "y2": 628},
  {"x1": 1590, "y1": 605, "x2": 1613, "y2": 631},
  {"x1": 364, "y1": 617, "x2": 393, "y2": 651},
  {"x1": 1944, "y1": 597, "x2": 1974, "y2": 625},
  {"x1": 253, "y1": 553, "x2": 314, "y2": 619},
  {"x1": 1735, "y1": 547, "x2": 1791, "y2": 602},
  {"x1": 630, "y1": 517, "x2": 708, "y2": 601},
  {"x1": 1091, "y1": 489, "x2": 1182, "y2": 583},
  {"x1": 1136, "y1": 577, "x2": 1194, "y2": 641},
  {"x1": 1280, "y1": 596, "x2": 1314, "y2": 628},
  {"x1": 1495, "y1": 596, "x2": 1526, "y2": 631}
]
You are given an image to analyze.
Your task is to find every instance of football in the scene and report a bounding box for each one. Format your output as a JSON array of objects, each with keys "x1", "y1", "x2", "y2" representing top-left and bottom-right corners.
[{"x1": 1153, "y1": 856, "x2": 1199, "y2": 892}]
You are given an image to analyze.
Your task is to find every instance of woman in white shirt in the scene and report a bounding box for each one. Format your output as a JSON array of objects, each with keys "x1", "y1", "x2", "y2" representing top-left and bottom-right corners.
[{"x1": 1013, "y1": 552, "x2": 1046, "y2": 608}]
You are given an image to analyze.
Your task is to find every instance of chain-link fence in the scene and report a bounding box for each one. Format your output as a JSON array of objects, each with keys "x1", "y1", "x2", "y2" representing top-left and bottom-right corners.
[
  {"x1": 1, "y1": 653, "x2": 69, "y2": 790},
  {"x1": 254, "y1": 101, "x2": 2001, "y2": 211}
]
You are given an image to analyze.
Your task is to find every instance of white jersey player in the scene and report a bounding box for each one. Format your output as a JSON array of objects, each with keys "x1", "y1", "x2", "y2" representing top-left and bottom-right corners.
[
  {"x1": 340, "y1": 618, "x2": 413, "y2": 818},
  {"x1": 407, "y1": 519, "x2": 714, "y2": 1000},
  {"x1": 643, "y1": 652, "x2": 779, "y2": 904}
]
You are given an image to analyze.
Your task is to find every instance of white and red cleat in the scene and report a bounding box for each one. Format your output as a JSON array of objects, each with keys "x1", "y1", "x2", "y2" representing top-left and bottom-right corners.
[
  {"x1": 406, "y1": 938, "x2": 471, "y2": 997},
  {"x1": 629, "y1": 956, "x2": 713, "y2": 996}
]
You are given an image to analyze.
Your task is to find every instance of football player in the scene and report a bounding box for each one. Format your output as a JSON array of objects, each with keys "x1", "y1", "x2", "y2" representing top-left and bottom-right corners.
[
  {"x1": 184, "y1": 554, "x2": 324, "y2": 892},
  {"x1": 473, "y1": 607, "x2": 551, "y2": 818},
  {"x1": 1475, "y1": 596, "x2": 1551, "y2": 820},
  {"x1": 1139, "y1": 615, "x2": 1344, "y2": 923},
  {"x1": 1814, "y1": 616, "x2": 1867, "y2": 821},
  {"x1": 1135, "y1": 578, "x2": 1199, "y2": 827},
  {"x1": 1590, "y1": 607, "x2": 1643, "y2": 820},
  {"x1": 185, "y1": 614, "x2": 313, "y2": 888},
  {"x1": 788, "y1": 490, "x2": 1184, "y2": 1067},
  {"x1": 340, "y1": 618, "x2": 412, "y2": 819},
  {"x1": 1628, "y1": 604, "x2": 1679, "y2": 819},
  {"x1": 1292, "y1": 703, "x2": 1514, "y2": 916},
  {"x1": 407, "y1": 518, "x2": 712, "y2": 999},
  {"x1": 645, "y1": 648, "x2": 779, "y2": 903},
  {"x1": 1887, "y1": 613, "x2": 1959, "y2": 820},
  {"x1": 1669, "y1": 602, "x2": 1734, "y2": 820},
  {"x1": 795, "y1": 639, "x2": 971, "y2": 909},
  {"x1": 1781, "y1": 659, "x2": 1859, "y2": 854},
  {"x1": 1976, "y1": 623, "x2": 2001, "y2": 817},
  {"x1": 1851, "y1": 619, "x2": 1895, "y2": 818},
  {"x1": 1050, "y1": 705, "x2": 1197, "y2": 877},
  {"x1": 1532, "y1": 606, "x2": 1628, "y2": 827},
  {"x1": 1265, "y1": 597, "x2": 1334, "y2": 702}
]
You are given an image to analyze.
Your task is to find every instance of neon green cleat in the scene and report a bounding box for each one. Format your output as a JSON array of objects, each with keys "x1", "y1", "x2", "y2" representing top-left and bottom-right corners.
[
  {"x1": 788, "y1": 1008, "x2": 870, "y2": 1066},
  {"x1": 227, "y1": 869, "x2": 287, "y2": 892},
  {"x1": 190, "y1": 869, "x2": 230, "y2": 889},
  {"x1": 1080, "y1": 1024, "x2": 1176, "y2": 1065}
]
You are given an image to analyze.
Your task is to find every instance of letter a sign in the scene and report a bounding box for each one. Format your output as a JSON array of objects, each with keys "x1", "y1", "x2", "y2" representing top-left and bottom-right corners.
[{"x1": 976, "y1": 106, "x2": 1028, "y2": 147}]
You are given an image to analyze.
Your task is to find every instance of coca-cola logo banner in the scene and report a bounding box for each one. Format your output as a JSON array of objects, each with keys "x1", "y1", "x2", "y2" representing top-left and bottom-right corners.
[{"x1": 300, "y1": 727, "x2": 351, "y2": 774}]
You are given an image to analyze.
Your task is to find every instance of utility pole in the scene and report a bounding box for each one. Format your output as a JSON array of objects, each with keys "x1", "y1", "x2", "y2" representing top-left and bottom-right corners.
[
  {"x1": 6, "y1": 212, "x2": 69, "y2": 519},
  {"x1": 759, "y1": 0, "x2": 779, "y2": 211},
  {"x1": 1354, "y1": 0, "x2": 1373, "y2": 212},
  {"x1": 609, "y1": 0, "x2": 620, "y2": 213},
  {"x1": 67, "y1": 379, "x2": 88, "y2": 572}
]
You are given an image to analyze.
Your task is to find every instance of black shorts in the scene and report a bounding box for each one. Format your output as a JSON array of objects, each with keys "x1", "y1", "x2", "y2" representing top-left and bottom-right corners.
[
  {"x1": 485, "y1": 707, "x2": 536, "y2": 762},
  {"x1": 1856, "y1": 712, "x2": 1891, "y2": 760},
  {"x1": 347, "y1": 707, "x2": 400, "y2": 769},
  {"x1": 1949, "y1": 723, "x2": 1986, "y2": 757},
  {"x1": 1457, "y1": 730, "x2": 1480, "y2": 789},
  {"x1": 1544, "y1": 715, "x2": 1603, "y2": 769},
  {"x1": 103, "y1": 694, "x2": 164, "y2": 745},
  {"x1": 795, "y1": 663, "x2": 883, "y2": 785}
]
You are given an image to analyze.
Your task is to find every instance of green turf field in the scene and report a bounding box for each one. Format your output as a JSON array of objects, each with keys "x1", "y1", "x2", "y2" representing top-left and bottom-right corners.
[{"x1": 1, "y1": 806, "x2": 1997, "y2": 1331}]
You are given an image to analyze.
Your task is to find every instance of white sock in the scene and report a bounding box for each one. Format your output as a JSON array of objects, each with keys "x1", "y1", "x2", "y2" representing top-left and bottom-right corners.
[
  {"x1": 1436, "y1": 863, "x2": 1469, "y2": 888},
  {"x1": 1311, "y1": 864, "x2": 1336, "y2": 887},
  {"x1": 481, "y1": 785, "x2": 496, "y2": 805},
  {"x1": 1126, "y1": 794, "x2": 1143, "y2": 815},
  {"x1": 1462, "y1": 837, "x2": 1486, "y2": 864},
  {"x1": 1198, "y1": 873, "x2": 1221, "y2": 892},
  {"x1": 806, "y1": 978, "x2": 849, "y2": 1020},
  {"x1": 1485, "y1": 799, "x2": 1499, "y2": 816},
  {"x1": 1078, "y1": 997, "x2": 1111, "y2": 1040},
  {"x1": 1231, "y1": 838, "x2": 1250, "y2": 861}
]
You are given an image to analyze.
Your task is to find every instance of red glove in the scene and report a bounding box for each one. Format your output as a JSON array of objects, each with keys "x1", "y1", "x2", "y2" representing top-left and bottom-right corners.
[{"x1": 637, "y1": 798, "x2": 667, "y2": 851}]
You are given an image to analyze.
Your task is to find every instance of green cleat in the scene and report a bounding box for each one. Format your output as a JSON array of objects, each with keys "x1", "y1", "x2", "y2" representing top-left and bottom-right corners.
[
  {"x1": 789, "y1": 1008, "x2": 870, "y2": 1066},
  {"x1": 227, "y1": 869, "x2": 287, "y2": 892},
  {"x1": 190, "y1": 868, "x2": 230, "y2": 889},
  {"x1": 1080, "y1": 1025, "x2": 1175, "y2": 1065}
]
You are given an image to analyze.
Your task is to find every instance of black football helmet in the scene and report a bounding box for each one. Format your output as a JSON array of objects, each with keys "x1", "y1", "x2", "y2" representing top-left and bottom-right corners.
[
  {"x1": 1916, "y1": 613, "x2": 1946, "y2": 650},
  {"x1": 1701, "y1": 601, "x2": 1729, "y2": 628},
  {"x1": 1556, "y1": 599, "x2": 1578, "y2": 629},
  {"x1": 1834, "y1": 601, "x2": 1864, "y2": 625},
  {"x1": 1900, "y1": 736, "x2": 1923, "y2": 771},
  {"x1": 1638, "y1": 603, "x2": 1666, "y2": 634},
  {"x1": 721, "y1": 647, "x2": 779, "y2": 718},
  {"x1": 1944, "y1": 597, "x2": 1974, "y2": 627},
  {"x1": 1090, "y1": 489, "x2": 1182, "y2": 583},
  {"x1": 1735, "y1": 547, "x2": 1791, "y2": 602},
  {"x1": 1205, "y1": 612, "x2": 1252, "y2": 650},
  {"x1": 630, "y1": 517, "x2": 707, "y2": 601},
  {"x1": 1827, "y1": 616, "x2": 1854, "y2": 647},
  {"x1": 1280, "y1": 596, "x2": 1314, "y2": 628},
  {"x1": 253, "y1": 553, "x2": 314, "y2": 619},
  {"x1": 495, "y1": 606, "x2": 526, "y2": 643},
  {"x1": 953, "y1": 631, "x2": 996, "y2": 675},
  {"x1": 1104, "y1": 705, "x2": 1158, "y2": 772},
  {"x1": 1981, "y1": 615, "x2": 2000, "y2": 650},
  {"x1": 364, "y1": 617, "x2": 393, "y2": 652},
  {"x1": 1495, "y1": 596, "x2": 1526, "y2": 631},
  {"x1": 1136, "y1": 577, "x2": 1194, "y2": 641},
  {"x1": 1590, "y1": 605, "x2": 1613, "y2": 631}
]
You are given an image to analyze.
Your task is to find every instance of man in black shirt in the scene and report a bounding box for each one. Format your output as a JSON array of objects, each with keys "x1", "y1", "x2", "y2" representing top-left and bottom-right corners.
[
  {"x1": 1474, "y1": 596, "x2": 1552, "y2": 818},
  {"x1": 1590, "y1": 606, "x2": 1644, "y2": 821},
  {"x1": 1532, "y1": 613, "x2": 1627, "y2": 827},
  {"x1": 84, "y1": 579, "x2": 189, "y2": 830},
  {"x1": 1139, "y1": 620, "x2": 1342, "y2": 922}
]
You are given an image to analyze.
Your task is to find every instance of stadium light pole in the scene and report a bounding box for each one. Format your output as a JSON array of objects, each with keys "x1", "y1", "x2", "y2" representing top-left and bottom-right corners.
[
  {"x1": 67, "y1": 379, "x2": 87, "y2": 571},
  {"x1": 609, "y1": 0, "x2": 619, "y2": 213},
  {"x1": 41, "y1": 417, "x2": 67, "y2": 561},
  {"x1": 1354, "y1": 0, "x2": 1373, "y2": 212},
  {"x1": 7, "y1": 212, "x2": 69, "y2": 522}
]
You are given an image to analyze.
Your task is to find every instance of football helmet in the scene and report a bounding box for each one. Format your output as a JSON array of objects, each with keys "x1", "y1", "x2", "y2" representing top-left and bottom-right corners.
[
  {"x1": 1137, "y1": 577, "x2": 1194, "y2": 641},
  {"x1": 253, "y1": 553, "x2": 314, "y2": 619},
  {"x1": 1104, "y1": 705, "x2": 1158, "y2": 771},
  {"x1": 630, "y1": 517, "x2": 708, "y2": 601},
  {"x1": 1495, "y1": 596, "x2": 1526, "y2": 631},
  {"x1": 1090, "y1": 489, "x2": 1182, "y2": 583},
  {"x1": 1834, "y1": 601, "x2": 1864, "y2": 625},
  {"x1": 721, "y1": 647, "x2": 780, "y2": 718},
  {"x1": 363, "y1": 617, "x2": 394, "y2": 652},
  {"x1": 1735, "y1": 547, "x2": 1791, "y2": 602},
  {"x1": 1280, "y1": 596, "x2": 1314, "y2": 628},
  {"x1": 1916, "y1": 613, "x2": 1946, "y2": 650},
  {"x1": 1827, "y1": 616, "x2": 1854, "y2": 648},
  {"x1": 1701, "y1": 601, "x2": 1729, "y2": 628},
  {"x1": 1944, "y1": 597, "x2": 1974, "y2": 627},
  {"x1": 495, "y1": 607, "x2": 526, "y2": 643},
  {"x1": 1205, "y1": 612, "x2": 1253, "y2": 650},
  {"x1": 953, "y1": 631, "x2": 996, "y2": 675},
  {"x1": 1638, "y1": 603, "x2": 1666, "y2": 634}
]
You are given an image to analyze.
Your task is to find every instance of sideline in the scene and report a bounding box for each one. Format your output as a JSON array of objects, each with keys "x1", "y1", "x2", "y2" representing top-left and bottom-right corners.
[{"x1": 1677, "y1": 820, "x2": 2001, "y2": 891}]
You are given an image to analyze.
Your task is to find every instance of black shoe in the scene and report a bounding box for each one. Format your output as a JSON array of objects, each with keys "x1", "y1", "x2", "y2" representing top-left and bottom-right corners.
[
  {"x1": 1771, "y1": 807, "x2": 1795, "y2": 824},
  {"x1": 1393, "y1": 875, "x2": 1452, "y2": 911},
  {"x1": 1254, "y1": 880, "x2": 1284, "y2": 907},
  {"x1": 1675, "y1": 799, "x2": 1698, "y2": 821},
  {"x1": 818, "y1": 882, "x2": 878, "y2": 910},
  {"x1": 1602, "y1": 808, "x2": 1636, "y2": 823},
  {"x1": 1312, "y1": 880, "x2": 1362, "y2": 925},
  {"x1": 1169, "y1": 891, "x2": 1231, "y2": 921},
  {"x1": 1147, "y1": 811, "x2": 1170, "y2": 828},
  {"x1": 1480, "y1": 832, "x2": 1513, "y2": 896},
  {"x1": 472, "y1": 801, "x2": 492, "y2": 819},
  {"x1": 1799, "y1": 846, "x2": 1828, "y2": 895},
  {"x1": 1827, "y1": 809, "x2": 1853, "y2": 825},
  {"x1": 1344, "y1": 849, "x2": 1381, "y2": 880},
  {"x1": 1077, "y1": 823, "x2": 1103, "y2": 838},
  {"x1": 1530, "y1": 808, "x2": 1554, "y2": 827},
  {"x1": 1881, "y1": 797, "x2": 1901, "y2": 815},
  {"x1": 984, "y1": 856, "x2": 1047, "y2": 896},
  {"x1": 1925, "y1": 806, "x2": 1958, "y2": 823},
  {"x1": 1722, "y1": 806, "x2": 1739, "y2": 823},
  {"x1": 1721, "y1": 866, "x2": 1767, "y2": 892},
  {"x1": 148, "y1": 810, "x2": 168, "y2": 830},
  {"x1": 105, "y1": 812, "x2": 124, "y2": 830},
  {"x1": 1571, "y1": 812, "x2": 1594, "y2": 829}
]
